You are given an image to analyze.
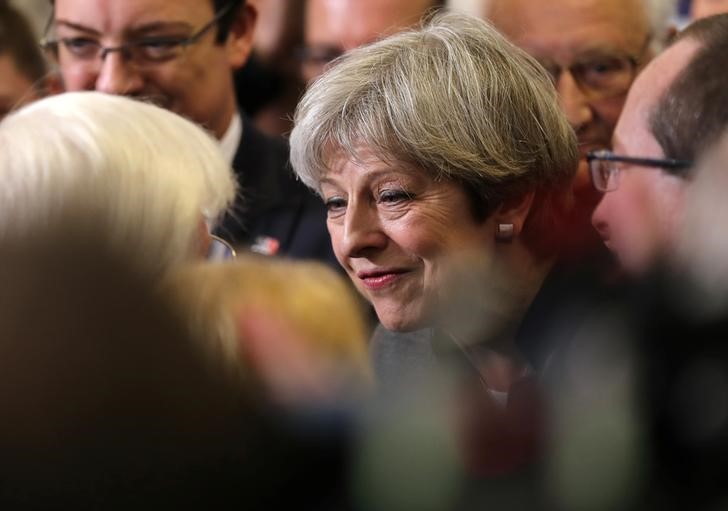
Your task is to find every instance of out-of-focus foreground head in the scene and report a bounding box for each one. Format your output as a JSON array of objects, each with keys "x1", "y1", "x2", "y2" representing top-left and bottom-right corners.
[
  {"x1": 0, "y1": 91, "x2": 236, "y2": 278},
  {"x1": 591, "y1": 14, "x2": 728, "y2": 275},
  {"x1": 0, "y1": 220, "x2": 250, "y2": 507},
  {"x1": 0, "y1": 1, "x2": 50, "y2": 119},
  {"x1": 677, "y1": 128, "x2": 728, "y2": 308},
  {"x1": 481, "y1": 0, "x2": 676, "y2": 229},
  {"x1": 46, "y1": 0, "x2": 256, "y2": 139},
  {"x1": 163, "y1": 256, "x2": 372, "y2": 406},
  {"x1": 301, "y1": 0, "x2": 445, "y2": 82}
]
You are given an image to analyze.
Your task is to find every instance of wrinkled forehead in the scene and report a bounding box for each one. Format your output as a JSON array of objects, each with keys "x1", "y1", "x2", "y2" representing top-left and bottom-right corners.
[
  {"x1": 305, "y1": 0, "x2": 435, "y2": 49},
  {"x1": 487, "y1": 0, "x2": 650, "y2": 61},
  {"x1": 53, "y1": 0, "x2": 215, "y2": 32}
]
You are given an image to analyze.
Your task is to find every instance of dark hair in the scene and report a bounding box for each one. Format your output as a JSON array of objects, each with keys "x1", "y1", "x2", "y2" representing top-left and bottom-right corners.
[
  {"x1": 0, "y1": 1, "x2": 47, "y2": 86},
  {"x1": 212, "y1": 0, "x2": 245, "y2": 44},
  {"x1": 649, "y1": 14, "x2": 728, "y2": 164},
  {"x1": 48, "y1": 0, "x2": 246, "y2": 45}
]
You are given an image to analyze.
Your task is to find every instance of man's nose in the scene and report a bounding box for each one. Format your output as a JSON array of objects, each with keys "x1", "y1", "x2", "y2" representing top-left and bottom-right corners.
[
  {"x1": 557, "y1": 70, "x2": 594, "y2": 131},
  {"x1": 94, "y1": 51, "x2": 145, "y2": 96},
  {"x1": 339, "y1": 202, "x2": 387, "y2": 259}
]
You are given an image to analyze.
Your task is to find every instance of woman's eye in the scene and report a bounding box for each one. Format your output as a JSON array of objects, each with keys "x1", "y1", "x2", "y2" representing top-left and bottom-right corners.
[
  {"x1": 378, "y1": 189, "x2": 412, "y2": 204},
  {"x1": 324, "y1": 197, "x2": 347, "y2": 216}
]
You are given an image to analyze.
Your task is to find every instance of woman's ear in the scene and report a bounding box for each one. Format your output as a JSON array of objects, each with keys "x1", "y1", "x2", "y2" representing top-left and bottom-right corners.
[{"x1": 493, "y1": 191, "x2": 535, "y2": 242}]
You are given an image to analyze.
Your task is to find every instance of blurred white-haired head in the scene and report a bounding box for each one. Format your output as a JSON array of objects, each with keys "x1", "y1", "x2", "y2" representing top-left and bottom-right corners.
[{"x1": 0, "y1": 91, "x2": 237, "y2": 277}]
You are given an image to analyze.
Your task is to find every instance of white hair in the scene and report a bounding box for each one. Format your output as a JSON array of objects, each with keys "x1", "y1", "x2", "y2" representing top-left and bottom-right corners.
[{"x1": 0, "y1": 91, "x2": 237, "y2": 277}]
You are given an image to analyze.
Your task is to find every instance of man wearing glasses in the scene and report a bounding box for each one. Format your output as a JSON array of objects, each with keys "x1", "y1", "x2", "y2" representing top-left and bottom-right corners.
[
  {"x1": 590, "y1": 14, "x2": 728, "y2": 275},
  {"x1": 44, "y1": 0, "x2": 335, "y2": 265},
  {"x1": 481, "y1": 0, "x2": 675, "y2": 257}
]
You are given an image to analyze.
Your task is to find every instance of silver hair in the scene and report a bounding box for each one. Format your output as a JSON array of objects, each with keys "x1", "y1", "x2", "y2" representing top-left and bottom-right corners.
[
  {"x1": 0, "y1": 91, "x2": 237, "y2": 277},
  {"x1": 290, "y1": 11, "x2": 577, "y2": 248}
]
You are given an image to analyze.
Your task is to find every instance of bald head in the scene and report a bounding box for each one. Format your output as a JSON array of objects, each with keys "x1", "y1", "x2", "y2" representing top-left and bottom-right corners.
[{"x1": 302, "y1": 0, "x2": 442, "y2": 82}]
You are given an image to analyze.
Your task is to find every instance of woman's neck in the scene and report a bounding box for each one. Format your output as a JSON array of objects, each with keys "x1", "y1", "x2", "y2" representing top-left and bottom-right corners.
[
  {"x1": 440, "y1": 243, "x2": 554, "y2": 344},
  {"x1": 439, "y1": 243, "x2": 555, "y2": 392}
]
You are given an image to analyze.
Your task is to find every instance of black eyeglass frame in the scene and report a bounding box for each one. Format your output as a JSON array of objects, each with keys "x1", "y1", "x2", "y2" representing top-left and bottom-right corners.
[
  {"x1": 40, "y1": 1, "x2": 236, "y2": 65},
  {"x1": 587, "y1": 149, "x2": 693, "y2": 192}
]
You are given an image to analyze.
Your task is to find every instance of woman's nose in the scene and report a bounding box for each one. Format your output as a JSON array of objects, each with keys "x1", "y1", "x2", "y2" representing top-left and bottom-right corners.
[{"x1": 338, "y1": 202, "x2": 388, "y2": 259}]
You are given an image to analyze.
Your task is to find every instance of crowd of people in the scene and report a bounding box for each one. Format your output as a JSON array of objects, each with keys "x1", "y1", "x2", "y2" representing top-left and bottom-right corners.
[{"x1": 1, "y1": 0, "x2": 728, "y2": 508}]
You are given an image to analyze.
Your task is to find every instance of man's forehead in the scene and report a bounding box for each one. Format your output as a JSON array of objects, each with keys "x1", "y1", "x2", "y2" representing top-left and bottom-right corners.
[
  {"x1": 306, "y1": 0, "x2": 434, "y2": 46},
  {"x1": 487, "y1": 0, "x2": 649, "y2": 58},
  {"x1": 54, "y1": 0, "x2": 215, "y2": 30}
]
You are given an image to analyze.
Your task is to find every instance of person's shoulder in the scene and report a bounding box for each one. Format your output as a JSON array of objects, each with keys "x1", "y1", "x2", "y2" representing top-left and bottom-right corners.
[
  {"x1": 223, "y1": 115, "x2": 334, "y2": 263},
  {"x1": 234, "y1": 117, "x2": 288, "y2": 178}
]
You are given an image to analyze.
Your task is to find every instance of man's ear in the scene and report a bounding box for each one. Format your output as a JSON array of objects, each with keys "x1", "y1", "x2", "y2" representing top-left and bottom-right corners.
[
  {"x1": 227, "y1": 3, "x2": 257, "y2": 70},
  {"x1": 492, "y1": 191, "x2": 535, "y2": 241}
]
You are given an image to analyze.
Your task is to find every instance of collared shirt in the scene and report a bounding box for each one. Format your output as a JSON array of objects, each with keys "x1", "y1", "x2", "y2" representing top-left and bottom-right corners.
[{"x1": 219, "y1": 112, "x2": 243, "y2": 166}]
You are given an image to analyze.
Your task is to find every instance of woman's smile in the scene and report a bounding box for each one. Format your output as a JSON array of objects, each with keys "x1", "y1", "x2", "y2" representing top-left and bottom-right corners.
[{"x1": 356, "y1": 268, "x2": 411, "y2": 291}]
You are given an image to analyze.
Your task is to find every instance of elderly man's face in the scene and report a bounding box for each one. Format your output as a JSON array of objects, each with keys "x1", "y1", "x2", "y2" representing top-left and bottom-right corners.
[
  {"x1": 302, "y1": 0, "x2": 435, "y2": 83},
  {"x1": 591, "y1": 39, "x2": 700, "y2": 275},
  {"x1": 52, "y1": 0, "x2": 254, "y2": 139},
  {"x1": 486, "y1": 0, "x2": 651, "y2": 202},
  {"x1": 0, "y1": 54, "x2": 40, "y2": 120}
]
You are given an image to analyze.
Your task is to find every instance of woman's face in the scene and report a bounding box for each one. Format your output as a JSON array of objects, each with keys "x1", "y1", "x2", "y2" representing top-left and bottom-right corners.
[{"x1": 321, "y1": 146, "x2": 494, "y2": 332}]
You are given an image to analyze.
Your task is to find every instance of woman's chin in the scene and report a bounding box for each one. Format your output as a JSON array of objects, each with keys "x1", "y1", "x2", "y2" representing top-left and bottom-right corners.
[{"x1": 377, "y1": 311, "x2": 429, "y2": 333}]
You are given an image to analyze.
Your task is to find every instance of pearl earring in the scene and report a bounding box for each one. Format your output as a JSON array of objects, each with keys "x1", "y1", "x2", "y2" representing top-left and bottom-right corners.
[{"x1": 496, "y1": 223, "x2": 514, "y2": 242}]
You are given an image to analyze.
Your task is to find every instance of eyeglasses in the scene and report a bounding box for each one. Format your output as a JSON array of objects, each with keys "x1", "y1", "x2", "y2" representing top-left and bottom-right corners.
[
  {"x1": 41, "y1": 2, "x2": 235, "y2": 69},
  {"x1": 587, "y1": 149, "x2": 692, "y2": 192},
  {"x1": 207, "y1": 234, "x2": 237, "y2": 261},
  {"x1": 538, "y1": 37, "x2": 651, "y2": 99}
]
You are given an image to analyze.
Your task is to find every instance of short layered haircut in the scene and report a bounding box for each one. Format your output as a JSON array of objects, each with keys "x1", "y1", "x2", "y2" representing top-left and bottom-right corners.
[{"x1": 290, "y1": 12, "x2": 578, "y2": 254}]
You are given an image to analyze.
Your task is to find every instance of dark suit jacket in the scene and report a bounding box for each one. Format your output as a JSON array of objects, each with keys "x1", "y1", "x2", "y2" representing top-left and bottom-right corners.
[
  {"x1": 215, "y1": 116, "x2": 337, "y2": 267},
  {"x1": 370, "y1": 258, "x2": 616, "y2": 385}
]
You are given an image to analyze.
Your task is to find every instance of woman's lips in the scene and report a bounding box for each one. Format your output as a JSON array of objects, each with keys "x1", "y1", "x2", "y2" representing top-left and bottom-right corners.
[{"x1": 357, "y1": 269, "x2": 408, "y2": 290}]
